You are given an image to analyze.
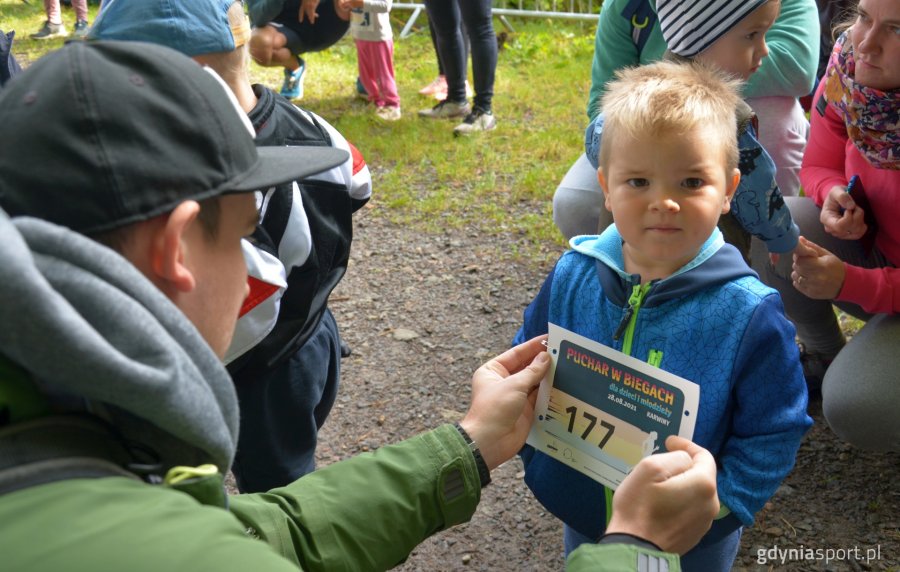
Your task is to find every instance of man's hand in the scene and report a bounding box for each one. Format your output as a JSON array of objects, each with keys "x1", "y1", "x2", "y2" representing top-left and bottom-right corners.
[
  {"x1": 606, "y1": 436, "x2": 719, "y2": 555},
  {"x1": 820, "y1": 185, "x2": 867, "y2": 240},
  {"x1": 299, "y1": 0, "x2": 320, "y2": 23},
  {"x1": 459, "y1": 336, "x2": 550, "y2": 471},
  {"x1": 791, "y1": 236, "x2": 845, "y2": 300}
]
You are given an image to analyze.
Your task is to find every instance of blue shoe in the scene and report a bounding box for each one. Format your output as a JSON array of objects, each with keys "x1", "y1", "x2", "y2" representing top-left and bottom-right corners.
[
  {"x1": 355, "y1": 76, "x2": 368, "y2": 100},
  {"x1": 280, "y1": 57, "x2": 306, "y2": 100}
]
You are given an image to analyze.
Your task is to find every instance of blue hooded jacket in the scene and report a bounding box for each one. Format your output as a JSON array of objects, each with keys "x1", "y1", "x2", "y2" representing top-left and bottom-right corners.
[{"x1": 515, "y1": 226, "x2": 811, "y2": 540}]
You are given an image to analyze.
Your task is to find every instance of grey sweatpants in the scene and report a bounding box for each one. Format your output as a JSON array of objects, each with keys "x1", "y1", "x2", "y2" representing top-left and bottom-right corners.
[{"x1": 756, "y1": 197, "x2": 899, "y2": 452}]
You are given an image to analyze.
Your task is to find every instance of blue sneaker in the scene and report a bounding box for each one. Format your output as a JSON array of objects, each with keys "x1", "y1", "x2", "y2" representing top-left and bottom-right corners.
[
  {"x1": 355, "y1": 76, "x2": 368, "y2": 100},
  {"x1": 280, "y1": 57, "x2": 306, "y2": 100}
]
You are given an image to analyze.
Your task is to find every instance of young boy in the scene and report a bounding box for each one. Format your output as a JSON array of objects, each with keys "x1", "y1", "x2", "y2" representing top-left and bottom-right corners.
[
  {"x1": 584, "y1": 0, "x2": 799, "y2": 264},
  {"x1": 90, "y1": 0, "x2": 372, "y2": 492},
  {"x1": 343, "y1": 0, "x2": 401, "y2": 120},
  {"x1": 516, "y1": 61, "x2": 811, "y2": 571}
]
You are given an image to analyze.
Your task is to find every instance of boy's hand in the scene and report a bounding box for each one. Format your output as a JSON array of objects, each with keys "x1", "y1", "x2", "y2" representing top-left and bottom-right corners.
[
  {"x1": 821, "y1": 185, "x2": 867, "y2": 240},
  {"x1": 791, "y1": 236, "x2": 845, "y2": 300},
  {"x1": 299, "y1": 0, "x2": 320, "y2": 23},
  {"x1": 607, "y1": 436, "x2": 718, "y2": 555},
  {"x1": 459, "y1": 336, "x2": 549, "y2": 471}
]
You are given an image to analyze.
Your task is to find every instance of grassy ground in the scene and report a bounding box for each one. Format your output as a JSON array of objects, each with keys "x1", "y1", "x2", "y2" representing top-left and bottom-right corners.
[{"x1": 2, "y1": 0, "x2": 596, "y2": 260}]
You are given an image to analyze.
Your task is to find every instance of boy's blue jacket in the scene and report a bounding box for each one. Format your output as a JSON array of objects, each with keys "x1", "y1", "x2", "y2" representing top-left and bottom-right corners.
[{"x1": 515, "y1": 226, "x2": 811, "y2": 540}]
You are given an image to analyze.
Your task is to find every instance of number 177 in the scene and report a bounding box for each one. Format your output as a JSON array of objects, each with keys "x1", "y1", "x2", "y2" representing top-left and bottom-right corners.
[{"x1": 565, "y1": 406, "x2": 615, "y2": 448}]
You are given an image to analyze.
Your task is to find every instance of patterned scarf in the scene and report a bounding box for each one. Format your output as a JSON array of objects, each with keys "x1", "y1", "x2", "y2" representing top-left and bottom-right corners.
[{"x1": 823, "y1": 32, "x2": 900, "y2": 170}]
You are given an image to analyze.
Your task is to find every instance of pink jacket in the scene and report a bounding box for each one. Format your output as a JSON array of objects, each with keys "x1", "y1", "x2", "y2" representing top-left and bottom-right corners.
[{"x1": 800, "y1": 80, "x2": 900, "y2": 314}]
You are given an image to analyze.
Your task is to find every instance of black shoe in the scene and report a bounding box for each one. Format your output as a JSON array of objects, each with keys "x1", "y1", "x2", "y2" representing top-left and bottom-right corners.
[
  {"x1": 340, "y1": 339, "x2": 352, "y2": 358},
  {"x1": 798, "y1": 343, "x2": 834, "y2": 401}
]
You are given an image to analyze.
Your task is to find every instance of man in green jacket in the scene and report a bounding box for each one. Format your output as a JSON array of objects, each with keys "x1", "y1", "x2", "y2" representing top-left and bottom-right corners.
[{"x1": 0, "y1": 40, "x2": 718, "y2": 571}]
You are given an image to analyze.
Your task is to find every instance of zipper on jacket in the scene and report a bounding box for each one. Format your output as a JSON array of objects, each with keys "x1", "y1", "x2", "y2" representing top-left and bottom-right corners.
[
  {"x1": 607, "y1": 281, "x2": 656, "y2": 528},
  {"x1": 612, "y1": 282, "x2": 651, "y2": 355}
]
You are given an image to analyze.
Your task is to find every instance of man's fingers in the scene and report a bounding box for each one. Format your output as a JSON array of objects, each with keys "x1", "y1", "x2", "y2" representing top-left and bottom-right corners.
[
  {"x1": 631, "y1": 449, "x2": 693, "y2": 483},
  {"x1": 666, "y1": 436, "x2": 717, "y2": 475},
  {"x1": 502, "y1": 351, "x2": 550, "y2": 393},
  {"x1": 490, "y1": 335, "x2": 548, "y2": 376}
]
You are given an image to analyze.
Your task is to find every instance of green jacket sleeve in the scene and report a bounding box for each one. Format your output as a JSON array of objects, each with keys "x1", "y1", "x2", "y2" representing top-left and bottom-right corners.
[
  {"x1": 743, "y1": 0, "x2": 819, "y2": 98},
  {"x1": 567, "y1": 542, "x2": 681, "y2": 571},
  {"x1": 588, "y1": 0, "x2": 640, "y2": 121},
  {"x1": 228, "y1": 424, "x2": 481, "y2": 572}
]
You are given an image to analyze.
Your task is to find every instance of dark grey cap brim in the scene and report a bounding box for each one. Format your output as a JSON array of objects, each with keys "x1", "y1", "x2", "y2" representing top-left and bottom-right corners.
[{"x1": 228, "y1": 146, "x2": 350, "y2": 194}]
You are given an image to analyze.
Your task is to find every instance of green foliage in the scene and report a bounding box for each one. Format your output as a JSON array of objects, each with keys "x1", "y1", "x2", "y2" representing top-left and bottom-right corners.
[{"x1": 2, "y1": 2, "x2": 596, "y2": 261}]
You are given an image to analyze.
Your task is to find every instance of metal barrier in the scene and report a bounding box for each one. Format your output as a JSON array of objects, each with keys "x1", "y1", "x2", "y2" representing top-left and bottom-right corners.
[{"x1": 394, "y1": 0, "x2": 600, "y2": 39}]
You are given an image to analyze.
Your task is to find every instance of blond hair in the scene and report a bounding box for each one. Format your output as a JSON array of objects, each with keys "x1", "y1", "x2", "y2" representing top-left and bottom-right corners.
[
  {"x1": 192, "y1": 1, "x2": 251, "y2": 88},
  {"x1": 598, "y1": 60, "x2": 742, "y2": 172}
]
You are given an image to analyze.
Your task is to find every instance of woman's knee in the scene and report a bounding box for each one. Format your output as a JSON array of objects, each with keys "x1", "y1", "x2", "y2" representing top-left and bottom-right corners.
[{"x1": 822, "y1": 315, "x2": 900, "y2": 451}]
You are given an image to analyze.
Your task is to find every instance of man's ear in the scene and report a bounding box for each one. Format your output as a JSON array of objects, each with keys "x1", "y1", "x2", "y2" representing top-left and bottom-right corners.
[
  {"x1": 723, "y1": 168, "x2": 740, "y2": 214},
  {"x1": 149, "y1": 201, "x2": 201, "y2": 293},
  {"x1": 598, "y1": 168, "x2": 612, "y2": 212}
]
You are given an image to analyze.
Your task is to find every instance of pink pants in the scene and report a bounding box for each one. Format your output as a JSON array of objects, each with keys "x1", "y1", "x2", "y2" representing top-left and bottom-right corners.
[
  {"x1": 355, "y1": 39, "x2": 400, "y2": 109},
  {"x1": 45, "y1": 0, "x2": 88, "y2": 24}
]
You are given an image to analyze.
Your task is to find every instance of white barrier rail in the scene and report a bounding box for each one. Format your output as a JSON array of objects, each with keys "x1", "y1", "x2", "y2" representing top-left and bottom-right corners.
[{"x1": 393, "y1": 1, "x2": 600, "y2": 38}]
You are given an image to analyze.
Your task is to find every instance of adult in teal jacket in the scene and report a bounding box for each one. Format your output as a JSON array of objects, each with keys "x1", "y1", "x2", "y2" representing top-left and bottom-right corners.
[
  {"x1": 0, "y1": 41, "x2": 720, "y2": 571},
  {"x1": 553, "y1": 0, "x2": 819, "y2": 239}
]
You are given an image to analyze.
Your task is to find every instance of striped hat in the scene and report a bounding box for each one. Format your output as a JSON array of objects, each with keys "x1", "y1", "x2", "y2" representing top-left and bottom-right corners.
[{"x1": 656, "y1": 0, "x2": 769, "y2": 57}]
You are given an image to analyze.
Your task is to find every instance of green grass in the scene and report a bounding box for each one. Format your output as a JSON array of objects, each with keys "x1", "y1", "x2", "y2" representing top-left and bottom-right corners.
[{"x1": 2, "y1": 0, "x2": 596, "y2": 260}]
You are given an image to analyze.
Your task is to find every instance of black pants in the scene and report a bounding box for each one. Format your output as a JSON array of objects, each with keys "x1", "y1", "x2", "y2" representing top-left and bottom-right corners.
[
  {"x1": 424, "y1": 0, "x2": 497, "y2": 111},
  {"x1": 231, "y1": 309, "x2": 341, "y2": 492},
  {"x1": 275, "y1": 0, "x2": 349, "y2": 55}
]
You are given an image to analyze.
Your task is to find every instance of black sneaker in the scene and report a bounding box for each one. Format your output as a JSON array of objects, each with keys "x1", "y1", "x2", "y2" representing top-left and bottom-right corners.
[
  {"x1": 417, "y1": 99, "x2": 471, "y2": 119},
  {"x1": 31, "y1": 20, "x2": 68, "y2": 40}
]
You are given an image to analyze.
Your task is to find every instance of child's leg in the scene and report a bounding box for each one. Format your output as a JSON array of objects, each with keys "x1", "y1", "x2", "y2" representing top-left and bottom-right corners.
[
  {"x1": 371, "y1": 39, "x2": 400, "y2": 108},
  {"x1": 679, "y1": 526, "x2": 741, "y2": 572},
  {"x1": 71, "y1": 0, "x2": 88, "y2": 21},
  {"x1": 43, "y1": 0, "x2": 62, "y2": 25},
  {"x1": 355, "y1": 40, "x2": 380, "y2": 106},
  {"x1": 563, "y1": 524, "x2": 592, "y2": 556},
  {"x1": 230, "y1": 310, "x2": 342, "y2": 492}
]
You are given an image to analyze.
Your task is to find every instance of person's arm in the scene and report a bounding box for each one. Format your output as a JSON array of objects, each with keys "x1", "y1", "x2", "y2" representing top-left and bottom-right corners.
[
  {"x1": 730, "y1": 126, "x2": 799, "y2": 254},
  {"x1": 800, "y1": 80, "x2": 848, "y2": 207},
  {"x1": 792, "y1": 237, "x2": 900, "y2": 314},
  {"x1": 743, "y1": 0, "x2": 819, "y2": 98},
  {"x1": 715, "y1": 296, "x2": 812, "y2": 526},
  {"x1": 228, "y1": 336, "x2": 549, "y2": 571},
  {"x1": 587, "y1": 0, "x2": 641, "y2": 120}
]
